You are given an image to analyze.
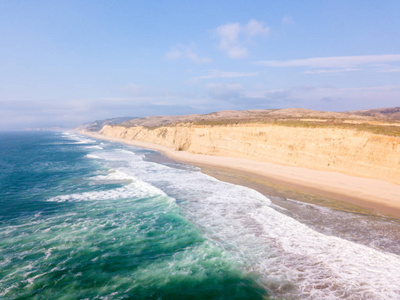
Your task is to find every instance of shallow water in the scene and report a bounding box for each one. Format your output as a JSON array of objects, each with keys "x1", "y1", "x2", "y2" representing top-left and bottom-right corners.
[{"x1": 1, "y1": 131, "x2": 400, "y2": 299}]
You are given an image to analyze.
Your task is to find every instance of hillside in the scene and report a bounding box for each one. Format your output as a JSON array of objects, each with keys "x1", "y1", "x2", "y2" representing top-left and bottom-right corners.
[
  {"x1": 78, "y1": 117, "x2": 135, "y2": 132},
  {"x1": 348, "y1": 107, "x2": 400, "y2": 120},
  {"x1": 119, "y1": 108, "x2": 374, "y2": 128},
  {"x1": 89, "y1": 108, "x2": 400, "y2": 138}
]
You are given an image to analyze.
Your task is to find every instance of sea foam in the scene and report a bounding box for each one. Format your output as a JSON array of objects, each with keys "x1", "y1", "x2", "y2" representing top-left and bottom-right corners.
[{"x1": 85, "y1": 139, "x2": 400, "y2": 299}]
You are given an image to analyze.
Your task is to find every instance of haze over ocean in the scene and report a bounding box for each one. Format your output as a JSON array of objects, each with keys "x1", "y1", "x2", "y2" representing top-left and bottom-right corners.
[
  {"x1": 1, "y1": 1, "x2": 399, "y2": 130},
  {"x1": 1, "y1": 131, "x2": 400, "y2": 299}
]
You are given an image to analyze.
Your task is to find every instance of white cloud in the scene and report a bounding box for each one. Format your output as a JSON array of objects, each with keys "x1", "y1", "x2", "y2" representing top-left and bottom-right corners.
[
  {"x1": 197, "y1": 82, "x2": 400, "y2": 111},
  {"x1": 207, "y1": 82, "x2": 244, "y2": 90},
  {"x1": 217, "y1": 23, "x2": 241, "y2": 42},
  {"x1": 165, "y1": 49, "x2": 181, "y2": 60},
  {"x1": 246, "y1": 19, "x2": 271, "y2": 36},
  {"x1": 304, "y1": 68, "x2": 361, "y2": 74},
  {"x1": 377, "y1": 67, "x2": 400, "y2": 73},
  {"x1": 196, "y1": 70, "x2": 259, "y2": 80},
  {"x1": 257, "y1": 54, "x2": 400, "y2": 68},
  {"x1": 215, "y1": 20, "x2": 270, "y2": 58},
  {"x1": 257, "y1": 54, "x2": 400, "y2": 75},
  {"x1": 215, "y1": 22, "x2": 247, "y2": 58},
  {"x1": 281, "y1": 15, "x2": 294, "y2": 25},
  {"x1": 165, "y1": 44, "x2": 212, "y2": 64},
  {"x1": 185, "y1": 48, "x2": 212, "y2": 64},
  {"x1": 238, "y1": 85, "x2": 400, "y2": 111}
]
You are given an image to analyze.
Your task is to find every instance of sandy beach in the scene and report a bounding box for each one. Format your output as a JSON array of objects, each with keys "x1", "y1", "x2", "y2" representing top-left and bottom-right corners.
[{"x1": 85, "y1": 132, "x2": 400, "y2": 218}]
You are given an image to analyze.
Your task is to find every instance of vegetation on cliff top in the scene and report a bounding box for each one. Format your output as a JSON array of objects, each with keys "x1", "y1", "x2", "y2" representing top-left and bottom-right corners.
[
  {"x1": 96, "y1": 107, "x2": 400, "y2": 137},
  {"x1": 105, "y1": 118, "x2": 400, "y2": 138}
]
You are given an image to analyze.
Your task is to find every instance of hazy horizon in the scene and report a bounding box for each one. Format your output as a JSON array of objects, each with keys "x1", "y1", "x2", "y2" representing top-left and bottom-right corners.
[{"x1": 1, "y1": 1, "x2": 399, "y2": 130}]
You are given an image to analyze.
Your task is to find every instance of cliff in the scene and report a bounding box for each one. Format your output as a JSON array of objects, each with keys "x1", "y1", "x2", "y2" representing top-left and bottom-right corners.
[{"x1": 99, "y1": 122, "x2": 400, "y2": 185}]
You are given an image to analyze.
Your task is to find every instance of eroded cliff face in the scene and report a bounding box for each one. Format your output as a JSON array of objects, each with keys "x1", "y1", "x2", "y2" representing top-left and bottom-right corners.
[{"x1": 100, "y1": 124, "x2": 400, "y2": 185}]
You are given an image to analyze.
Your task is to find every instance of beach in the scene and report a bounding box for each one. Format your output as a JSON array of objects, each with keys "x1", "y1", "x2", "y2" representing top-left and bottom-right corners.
[{"x1": 85, "y1": 132, "x2": 400, "y2": 218}]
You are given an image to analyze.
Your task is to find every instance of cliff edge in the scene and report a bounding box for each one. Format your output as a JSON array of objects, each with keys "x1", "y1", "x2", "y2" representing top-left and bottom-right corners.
[{"x1": 98, "y1": 109, "x2": 400, "y2": 185}]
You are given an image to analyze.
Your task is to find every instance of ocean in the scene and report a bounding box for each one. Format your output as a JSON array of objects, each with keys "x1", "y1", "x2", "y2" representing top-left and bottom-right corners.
[{"x1": 1, "y1": 131, "x2": 400, "y2": 299}]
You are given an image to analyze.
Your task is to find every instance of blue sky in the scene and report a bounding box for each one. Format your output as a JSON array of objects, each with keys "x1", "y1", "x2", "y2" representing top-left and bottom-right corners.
[{"x1": 0, "y1": 0, "x2": 399, "y2": 129}]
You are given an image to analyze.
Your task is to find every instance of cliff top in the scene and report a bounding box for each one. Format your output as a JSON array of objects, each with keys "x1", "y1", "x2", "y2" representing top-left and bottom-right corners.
[
  {"x1": 82, "y1": 107, "x2": 400, "y2": 137},
  {"x1": 347, "y1": 107, "x2": 400, "y2": 120},
  {"x1": 120, "y1": 108, "x2": 400, "y2": 128}
]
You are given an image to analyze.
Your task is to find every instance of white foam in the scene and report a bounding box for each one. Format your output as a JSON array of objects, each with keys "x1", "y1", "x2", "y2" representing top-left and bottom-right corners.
[
  {"x1": 44, "y1": 247, "x2": 55, "y2": 260},
  {"x1": 91, "y1": 144, "x2": 400, "y2": 299},
  {"x1": 85, "y1": 145, "x2": 103, "y2": 150},
  {"x1": 94, "y1": 169, "x2": 136, "y2": 181},
  {"x1": 47, "y1": 170, "x2": 168, "y2": 203},
  {"x1": 0, "y1": 284, "x2": 17, "y2": 297},
  {"x1": 85, "y1": 154, "x2": 101, "y2": 159},
  {"x1": 60, "y1": 132, "x2": 96, "y2": 145},
  {"x1": 73, "y1": 138, "x2": 95, "y2": 144},
  {"x1": 26, "y1": 272, "x2": 47, "y2": 286}
]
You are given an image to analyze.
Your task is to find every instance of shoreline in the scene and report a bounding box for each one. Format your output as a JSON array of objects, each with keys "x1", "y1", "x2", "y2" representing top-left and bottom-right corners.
[{"x1": 84, "y1": 132, "x2": 400, "y2": 219}]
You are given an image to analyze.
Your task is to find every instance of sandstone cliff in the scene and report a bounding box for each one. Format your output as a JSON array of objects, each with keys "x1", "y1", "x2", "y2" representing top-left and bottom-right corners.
[{"x1": 99, "y1": 123, "x2": 400, "y2": 185}]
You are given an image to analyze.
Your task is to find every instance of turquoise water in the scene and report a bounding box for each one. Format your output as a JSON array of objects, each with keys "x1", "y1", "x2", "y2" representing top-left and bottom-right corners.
[
  {"x1": 2, "y1": 131, "x2": 400, "y2": 299},
  {"x1": 0, "y1": 132, "x2": 266, "y2": 299}
]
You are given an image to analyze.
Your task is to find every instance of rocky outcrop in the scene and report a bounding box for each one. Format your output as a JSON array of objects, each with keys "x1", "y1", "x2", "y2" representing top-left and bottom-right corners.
[{"x1": 100, "y1": 123, "x2": 400, "y2": 185}]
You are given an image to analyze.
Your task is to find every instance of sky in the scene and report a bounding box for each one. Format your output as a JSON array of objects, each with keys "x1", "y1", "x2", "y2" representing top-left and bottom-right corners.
[{"x1": 0, "y1": 0, "x2": 399, "y2": 130}]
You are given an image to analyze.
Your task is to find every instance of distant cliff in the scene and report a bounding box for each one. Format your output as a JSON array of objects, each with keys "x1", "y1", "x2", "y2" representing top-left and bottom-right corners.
[
  {"x1": 99, "y1": 121, "x2": 400, "y2": 185},
  {"x1": 77, "y1": 117, "x2": 135, "y2": 132},
  {"x1": 348, "y1": 107, "x2": 400, "y2": 120}
]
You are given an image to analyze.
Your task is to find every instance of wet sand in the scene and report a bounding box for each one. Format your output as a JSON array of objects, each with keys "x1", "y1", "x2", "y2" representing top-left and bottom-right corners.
[{"x1": 84, "y1": 132, "x2": 400, "y2": 219}]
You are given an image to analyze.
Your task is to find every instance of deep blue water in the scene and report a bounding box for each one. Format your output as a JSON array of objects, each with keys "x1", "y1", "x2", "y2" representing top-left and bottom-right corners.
[{"x1": 1, "y1": 131, "x2": 400, "y2": 299}]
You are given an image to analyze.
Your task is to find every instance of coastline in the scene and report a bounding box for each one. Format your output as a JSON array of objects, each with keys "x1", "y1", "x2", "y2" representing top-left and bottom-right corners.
[{"x1": 84, "y1": 132, "x2": 400, "y2": 218}]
